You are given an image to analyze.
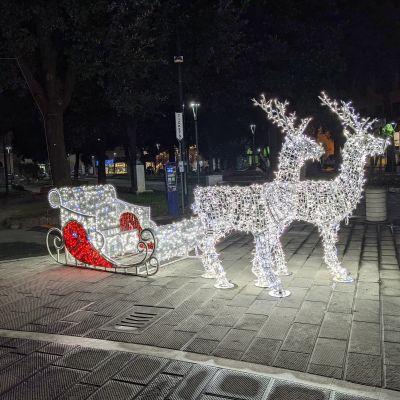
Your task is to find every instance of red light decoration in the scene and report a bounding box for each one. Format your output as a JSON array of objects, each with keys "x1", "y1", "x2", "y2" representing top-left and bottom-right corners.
[
  {"x1": 63, "y1": 220, "x2": 112, "y2": 268},
  {"x1": 119, "y1": 212, "x2": 154, "y2": 250}
]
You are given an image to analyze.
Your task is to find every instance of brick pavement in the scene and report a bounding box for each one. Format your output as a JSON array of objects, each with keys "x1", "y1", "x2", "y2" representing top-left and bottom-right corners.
[
  {"x1": 0, "y1": 220, "x2": 399, "y2": 395},
  {"x1": 0, "y1": 334, "x2": 397, "y2": 399}
]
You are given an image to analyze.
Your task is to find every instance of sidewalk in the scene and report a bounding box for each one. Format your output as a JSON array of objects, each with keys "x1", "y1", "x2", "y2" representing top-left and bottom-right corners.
[{"x1": 0, "y1": 219, "x2": 399, "y2": 398}]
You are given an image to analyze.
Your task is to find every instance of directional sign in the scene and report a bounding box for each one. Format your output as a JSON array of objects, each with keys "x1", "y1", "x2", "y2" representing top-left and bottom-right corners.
[{"x1": 175, "y1": 112, "x2": 183, "y2": 140}]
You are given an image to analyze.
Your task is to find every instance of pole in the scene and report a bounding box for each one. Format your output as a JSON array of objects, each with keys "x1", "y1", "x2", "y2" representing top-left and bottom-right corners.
[
  {"x1": 176, "y1": 32, "x2": 186, "y2": 213},
  {"x1": 194, "y1": 116, "x2": 200, "y2": 185},
  {"x1": 3, "y1": 136, "x2": 9, "y2": 194},
  {"x1": 252, "y1": 133, "x2": 256, "y2": 168},
  {"x1": 250, "y1": 124, "x2": 256, "y2": 169}
]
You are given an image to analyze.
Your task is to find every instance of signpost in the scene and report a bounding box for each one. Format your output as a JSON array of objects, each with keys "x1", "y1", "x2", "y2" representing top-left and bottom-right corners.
[{"x1": 175, "y1": 112, "x2": 185, "y2": 213}]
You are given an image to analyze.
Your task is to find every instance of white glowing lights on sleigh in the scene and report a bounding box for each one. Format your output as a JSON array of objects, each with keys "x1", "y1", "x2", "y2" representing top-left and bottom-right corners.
[
  {"x1": 46, "y1": 93, "x2": 387, "y2": 298},
  {"x1": 46, "y1": 185, "x2": 202, "y2": 276}
]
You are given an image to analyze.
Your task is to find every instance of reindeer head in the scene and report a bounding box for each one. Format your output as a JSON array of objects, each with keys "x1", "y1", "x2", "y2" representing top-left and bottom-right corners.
[
  {"x1": 253, "y1": 95, "x2": 324, "y2": 162},
  {"x1": 319, "y1": 92, "x2": 388, "y2": 158}
]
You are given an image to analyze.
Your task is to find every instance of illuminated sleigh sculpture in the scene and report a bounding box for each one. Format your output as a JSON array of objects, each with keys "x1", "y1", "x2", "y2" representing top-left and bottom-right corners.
[{"x1": 46, "y1": 184, "x2": 200, "y2": 276}]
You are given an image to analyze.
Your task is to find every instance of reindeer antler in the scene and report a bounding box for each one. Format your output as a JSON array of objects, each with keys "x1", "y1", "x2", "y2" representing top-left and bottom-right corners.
[
  {"x1": 319, "y1": 92, "x2": 376, "y2": 135},
  {"x1": 253, "y1": 94, "x2": 311, "y2": 136}
]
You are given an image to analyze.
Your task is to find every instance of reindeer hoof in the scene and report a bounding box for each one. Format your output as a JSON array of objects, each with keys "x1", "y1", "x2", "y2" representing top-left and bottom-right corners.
[
  {"x1": 254, "y1": 277, "x2": 271, "y2": 288},
  {"x1": 277, "y1": 271, "x2": 293, "y2": 276},
  {"x1": 268, "y1": 289, "x2": 291, "y2": 298},
  {"x1": 333, "y1": 274, "x2": 354, "y2": 283},
  {"x1": 214, "y1": 280, "x2": 234, "y2": 289},
  {"x1": 202, "y1": 271, "x2": 217, "y2": 279}
]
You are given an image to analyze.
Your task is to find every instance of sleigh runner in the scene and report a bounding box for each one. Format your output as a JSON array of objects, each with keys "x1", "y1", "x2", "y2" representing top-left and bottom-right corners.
[{"x1": 46, "y1": 184, "x2": 202, "y2": 276}]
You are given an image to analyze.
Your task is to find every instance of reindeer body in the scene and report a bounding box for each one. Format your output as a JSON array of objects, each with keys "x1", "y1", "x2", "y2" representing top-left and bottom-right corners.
[
  {"x1": 287, "y1": 94, "x2": 387, "y2": 281},
  {"x1": 193, "y1": 96, "x2": 323, "y2": 294}
]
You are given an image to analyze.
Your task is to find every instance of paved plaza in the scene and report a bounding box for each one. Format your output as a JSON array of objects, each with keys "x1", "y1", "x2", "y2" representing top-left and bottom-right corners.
[{"x1": 0, "y1": 219, "x2": 399, "y2": 399}]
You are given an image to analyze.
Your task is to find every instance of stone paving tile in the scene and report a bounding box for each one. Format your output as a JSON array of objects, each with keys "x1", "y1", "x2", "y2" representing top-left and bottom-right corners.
[
  {"x1": 295, "y1": 301, "x2": 326, "y2": 325},
  {"x1": 158, "y1": 330, "x2": 195, "y2": 350},
  {"x1": 384, "y1": 330, "x2": 400, "y2": 343},
  {"x1": 246, "y1": 299, "x2": 273, "y2": 315},
  {"x1": 184, "y1": 338, "x2": 219, "y2": 355},
  {"x1": 276, "y1": 287, "x2": 308, "y2": 309},
  {"x1": 384, "y1": 342, "x2": 400, "y2": 365},
  {"x1": 385, "y1": 365, "x2": 400, "y2": 391},
  {"x1": 311, "y1": 338, "x2": 347, "y2": 368},
  {"x1": 234, "y1": 313, "x2": 266, "y2": 331},
  {"x1": 0, "y1": 365, "x2": 87, "y2": 400},
  {"x1": 175, "y1": 315, "x2": 214, "y2": 333},
  {"x1": 57, "y1": 383, "x2": 97, "y2": 400},
  {"x1": 273, "y1": 350, "x2": 310, "y2": 372},
  {"x1": 256, "y1": 307, "x2": 297, "y2": 340},
  {"x1": 0, "y1": 352, "x2": 59, "y2": 394},
  {"x1": 213, "y1": 347, "x2": 244, "y2": 360},
  {"x1": 196, "y1": 324, "x2": 230, "y2": 341},
  {"x1": 217, "y1": 328, "x2": 255, "y2": 352},
  {"x1": 305, "y1": 285, "x2": 332, "y2": 303},
  {"x1": 345, "y1": 353, "x2": 382, "y2": 387},
  {"x1": 54, "y1": 347, "x2": 113, "y2": 371},
  {"x1": 353, "y1": 299, "x2": 380, "y2": 323},
  {"x1": 355, "y1": 282, "x2": 379, "y2": 299},
  {"x1": 349, "y1": 321, "x2": 381, "y2": 355},
  {"x1": 81, "y1": 352, "x2": 135, "y2": 386},
  {"x1": 307, "y1": 363, "x2": 342, "y2": 379},
  {"x1": 382, "y1": 296, "x2": 400, "y2": 316},
  {"x1": 281, "y1": 323, "x2": 319, "y2": 353},
  {"x1": 318, "y1": 313, "x2": 350, "y2": 341},
  {"x1": 210, "y1": 305, "x2": 247, "y2": 327},
  {"x1": 87, "y1": 381, "x2": 143, "y2": 400},
  {"x1": 327, "y1": 292, "x2": 354, "y2": 314},
  {"x1": 242, "y1": 338, "x2": 281, "y2": 365}
]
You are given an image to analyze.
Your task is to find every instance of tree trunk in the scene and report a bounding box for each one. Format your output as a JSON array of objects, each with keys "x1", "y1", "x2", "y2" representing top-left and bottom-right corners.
[
  {"x1": 126, "y1": 117, "x2": 138, "y2": 192},
  {"x1": 73, "y1": 151, "x2": 80, "y2": 181},
  {"x1": 44, "y1": 112, "x2": 71, "y2": 186}
]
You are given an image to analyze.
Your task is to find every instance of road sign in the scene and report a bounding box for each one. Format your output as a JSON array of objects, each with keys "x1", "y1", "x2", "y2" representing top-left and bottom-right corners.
[{"x1": 175, "y1": 112, "x2": 183, "y2": 140}]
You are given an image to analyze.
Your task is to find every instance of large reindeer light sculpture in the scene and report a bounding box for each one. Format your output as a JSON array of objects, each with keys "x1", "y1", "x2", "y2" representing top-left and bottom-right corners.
[
  {"x1": 289, "y1": 93, "x2": 388, "y2": 282},
  {"x1": 193, "y1": 97, "x2": 323, "y2": 296}
]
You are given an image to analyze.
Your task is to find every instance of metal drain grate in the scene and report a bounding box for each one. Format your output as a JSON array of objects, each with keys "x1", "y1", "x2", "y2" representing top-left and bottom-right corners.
[
  {"x1": 100, "y1": 305, "x2": 172, "y2": 334},
  {"x1": 116, "y1": 311, "x2": 157, "y2": 330}
]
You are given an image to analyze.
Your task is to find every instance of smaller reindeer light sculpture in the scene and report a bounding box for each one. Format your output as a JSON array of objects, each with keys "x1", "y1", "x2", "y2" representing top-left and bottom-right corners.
[{"x1": 292, "y1": 93, "x2": 389, "y2": 282}]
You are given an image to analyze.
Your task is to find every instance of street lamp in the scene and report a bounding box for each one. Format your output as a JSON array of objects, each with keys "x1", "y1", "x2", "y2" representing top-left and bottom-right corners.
[
  {"x1": 250, "y1": 124, "x2": 256, "y2": 168},
  {"x1": 190, "y1": 102, "x2": 200, "y2": 184},
  {"x1": 5, "y1": 146, "x2": 12, "y2": 175}
]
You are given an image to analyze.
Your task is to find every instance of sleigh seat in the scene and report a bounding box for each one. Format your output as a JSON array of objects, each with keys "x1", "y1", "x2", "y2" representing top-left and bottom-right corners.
[{"x1": 46, "y1": 184, "x2": 158, "y2": 275}]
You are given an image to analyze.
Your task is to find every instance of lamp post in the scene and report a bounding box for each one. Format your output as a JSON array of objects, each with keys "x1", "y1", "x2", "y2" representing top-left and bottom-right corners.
[
  {"x1": 5, "y1": 146, "x2": 12, "y2": 176},
  {"x1": 250, "y1": 124, "x2": 256, "y2": 168},
  {"x1": 190, "y1": 102, "x2": 200, "y2": 184}
]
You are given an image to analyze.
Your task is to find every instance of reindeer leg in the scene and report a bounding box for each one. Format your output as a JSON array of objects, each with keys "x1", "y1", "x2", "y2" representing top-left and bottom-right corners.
[
  {"x1": 252, "y1": 234, "x2": 271, "y2": 288},
  {"x1": 273, "y1": 238, "x2": 291, "y2": 276},
  {"x1": 320, "y1": 224, "x2": 353, "y2": 283},
  {"x1": 255, "y1": 233, "x2": 290, "y2": 297},
  {"x1": 200, "y1": 234, "x2": 218, "y2": 279},
  {"x1": 201, "y1": 233, "x2": 234, "y2": 289}
]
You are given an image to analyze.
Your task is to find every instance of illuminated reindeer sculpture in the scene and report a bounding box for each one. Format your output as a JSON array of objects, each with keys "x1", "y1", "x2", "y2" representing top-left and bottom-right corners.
[
  {"x1": 193, "y1": 97, "x2": 323, "y2": 296},
  {"x1": 287, "y1": 93, "x2": 388, "y2": 282}
]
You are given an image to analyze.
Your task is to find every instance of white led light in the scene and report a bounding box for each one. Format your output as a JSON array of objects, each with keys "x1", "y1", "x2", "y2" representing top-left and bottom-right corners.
[
  {"x1": 193, "y1": 93, "x2": 387, "y2": 294},
  {"x1": 193, "y1": 96, "x2": 323, "y2": 296}
]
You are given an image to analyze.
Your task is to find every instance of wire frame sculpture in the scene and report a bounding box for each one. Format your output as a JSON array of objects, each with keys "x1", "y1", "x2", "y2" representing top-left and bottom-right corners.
[
  {"x1": 291, "y1": 92, "x2": 388, "y2": 282},
  {"x1": 193, "y1": 96, "x2": 323, "y2": 297}
]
